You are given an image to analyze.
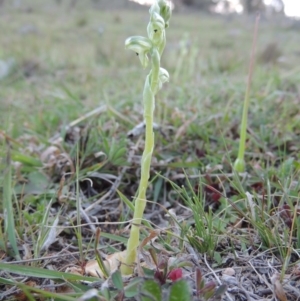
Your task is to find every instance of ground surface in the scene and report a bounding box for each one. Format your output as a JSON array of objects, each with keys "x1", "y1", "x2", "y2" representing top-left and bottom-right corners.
[{"x1": 0, "y1": 1, "x2": 300, "y2": 300}]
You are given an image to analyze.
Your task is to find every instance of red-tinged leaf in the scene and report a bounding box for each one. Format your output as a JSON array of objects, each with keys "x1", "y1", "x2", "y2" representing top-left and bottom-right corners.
[
  {"x1": 202, "y1": 281, "x2": 216, "y2": 300},
  {"x1": 195, "y1": 268, "x2": 202, "y2": 292},
  {"x1": 154, "y1": 269, "x2": 165, "y2": 285},
  {"x1": 211, "y1": 192, "x2": 221, "y2": 202}
]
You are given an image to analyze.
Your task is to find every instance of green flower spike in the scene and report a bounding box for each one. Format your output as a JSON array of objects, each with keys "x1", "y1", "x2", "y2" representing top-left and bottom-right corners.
[
  {"x1": 125, "y1": 36, "x2": 152, "y2": 68},
  {"x1": 122, "y1": 0, "x2": 171, "y2": 276}
]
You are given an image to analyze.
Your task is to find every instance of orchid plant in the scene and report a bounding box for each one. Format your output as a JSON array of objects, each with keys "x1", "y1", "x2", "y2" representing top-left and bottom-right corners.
[{"x1": 121, "y1": 0, "x2": 171, "y2": 275}]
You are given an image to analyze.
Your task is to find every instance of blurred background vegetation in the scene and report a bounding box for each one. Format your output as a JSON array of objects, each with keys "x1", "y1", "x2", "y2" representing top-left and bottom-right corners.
[
  {"x1": 0, "y1": 0, "x2": 294, "y2": 15},
  {"x1": 0, "y1": 0, "x2": 299, "y2": 134},
  {"x1": 173, "y1": 0, "x2": 285, "y2": 15}
]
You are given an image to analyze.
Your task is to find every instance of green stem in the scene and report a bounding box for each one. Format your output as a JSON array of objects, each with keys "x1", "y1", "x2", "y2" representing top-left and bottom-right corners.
[
  {"x1": 122, "y1": 49, "x2": 160, "y2": 275},
  {"x1": 234, "y1": 15, "x2": 259, "y2": 173},
  {"x1": 235, "y1": 87, "x2": 250, "y2": 170}
]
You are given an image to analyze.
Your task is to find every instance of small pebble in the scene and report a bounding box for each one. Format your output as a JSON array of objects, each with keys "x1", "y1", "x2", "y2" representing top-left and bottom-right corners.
[
  {"x1": 222, "y1": 274, "x2": 238, "y2": 285},
  {"x1": 223, "y1": 267, "x2": 235, "y2": 276}
]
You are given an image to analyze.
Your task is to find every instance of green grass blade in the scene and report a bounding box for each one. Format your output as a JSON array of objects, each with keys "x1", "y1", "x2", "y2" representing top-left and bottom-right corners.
[
  {"x1": 117, "y1": 189, "x2": 135, "y2": 212},
  {"x1": 11, "y1": 151, "x2": 42, "y2": 167},
  {"x1": 0, "y1": 262, "x2": 101, "y2": 283},
  {"x1": 5, "y1": 278, "x2": 79, "y2": 301},
  {"x1": 0, "y1": 276, "x2": 15, "y2": 285},
  {"x1": 297, "y1": 216, "x2": 300, "y2": 249},
  {"x1": 3, "y1": 143, "x2": 20, "y2": 259},
  {"x1": 1, "y1": 276, "x2": 82, "y2": 300},
  {"x1": 100, "y1": 231, "x2": 129, "y2": 244}
]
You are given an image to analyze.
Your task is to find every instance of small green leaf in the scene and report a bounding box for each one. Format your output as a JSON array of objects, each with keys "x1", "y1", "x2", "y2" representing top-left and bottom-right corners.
[
  {"x1": 168, "y1": 279, "x2": 191, "y2": 301},
  {"x1": 141, "y1": 279, "x2": 161, "y2": 301},
  {"x1": 102, "y1": 286, "x2": 111, "y2": 301},
  {"x1": 280, "y1": 158, "x2": 294, "y2": 176},
  {"x1": 214, "y1": 284, "x2": 227, "y2": 298},
  {"x1": 142, "y1": 267, "x2": 155, "y2": 277},
  {"x1": 293, "y1": 160, "x2": 300, "y2": 171},
  {"x1": 169, "y1": 261, "x2": 193, "y2": 270},
  {"x1": 213, "y1": 252, "x2": 222, "y2": 265},
  {"x1": 15, "y1": 171, "x2": 50, "y2": 194},
  {"x1": 111, "y1": 270, "x2": 124, "y2": 291},
  {"x1": 124, "y1": 277, "x2": 144, "y2": 298}
]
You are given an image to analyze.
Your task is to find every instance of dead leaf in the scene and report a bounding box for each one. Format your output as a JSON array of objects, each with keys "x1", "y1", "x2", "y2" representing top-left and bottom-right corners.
[
  {"x1": 127, "y1": 122, "x2": 160, "y2": 138},
  {"x1": 140, "y1": 230, "x2": 161, "y2": 249},
  {"x1": 40, "y1": 145, "x2": 60, "y2": 163},
  {"x1": 22, "y1": 243, "x2": 32, "y2": 261},
  {"x1": 271, "y1": 272, "x2": 288, "y2": 301},
  {"x1": 291, "y1": 263, "x2": 300, "y2": 277},
  {"x1": 78, "y1": 289, "x2": 101, "y2": 301},
  {"x1": 14, "y1": 281, "x2": 39, "y2": 301},
  {"x1": 56, "y1": 284, "x2": 75, "y2": 294},
  {"x1": 85, "y1": 251, "x2": 126, "y2": 278},
  {"x1": 41, "y1": 215, "x2": 59, "y2": 251},
  {"x1": 65, "y1": 266, "x2": 83, "y2": 276}
]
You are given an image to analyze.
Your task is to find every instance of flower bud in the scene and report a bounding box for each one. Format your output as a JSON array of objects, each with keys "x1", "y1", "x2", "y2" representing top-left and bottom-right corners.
[
  {"x1": 147, "y1": 12, "x2": 165, "y2": 45},
  {"x1": 149, "y1": 0, "x2": 160, "y2": 15},
  {"x1": 159, "y1": 67, "x2": 169, "y2": 83},
  {"x1": 168, "y1": 268, "x2": 183, "y2": 282},
  {"x1": 157, "y1": 67, "x2": 169, "y2": 90},
  {"x1": 151, "y1": 12, "x2": 165, "y2": 31},
  {"x1": 158, "y1": 0, "x2": 171, "y2": 28},
  {"x1": 125, "y1": 36, "x2": 153, "y2": 68}
]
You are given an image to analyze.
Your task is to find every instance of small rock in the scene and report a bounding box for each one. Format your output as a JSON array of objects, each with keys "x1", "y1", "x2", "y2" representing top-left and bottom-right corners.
[
  {"x1": 223, "y1": 267, "x2": 235, "y2": 276},
  {"x1": 0, "y1": 58, "x2": 15, "y2": 80}
]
